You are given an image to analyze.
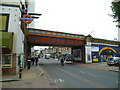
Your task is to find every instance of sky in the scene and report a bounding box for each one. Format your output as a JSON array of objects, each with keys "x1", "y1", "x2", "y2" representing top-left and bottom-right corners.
[{"x1": 34, "y1": 0, "x2": 118, "y2": 41}]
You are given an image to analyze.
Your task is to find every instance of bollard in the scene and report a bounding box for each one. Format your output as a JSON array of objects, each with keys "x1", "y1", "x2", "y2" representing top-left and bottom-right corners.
[{"x1": 19, "y1": 67, "x2": 22, "y2": 79}]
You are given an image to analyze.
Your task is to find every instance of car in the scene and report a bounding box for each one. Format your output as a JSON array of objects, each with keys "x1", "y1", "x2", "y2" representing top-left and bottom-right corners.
[
  {"x1": 65, "y1": 55, "x2": 73, "y2": 64},
  {"x1": 107, "y1": 57, "x2": 120, "y2": 66}
]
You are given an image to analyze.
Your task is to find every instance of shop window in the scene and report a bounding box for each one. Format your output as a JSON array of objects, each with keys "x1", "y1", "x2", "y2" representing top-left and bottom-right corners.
[
  {"x1": 1, "y1": 54, "x2": 12, "y2": 68},
  {"x1": 0, "y1": 14, "x2": 10, "y2": 32}
]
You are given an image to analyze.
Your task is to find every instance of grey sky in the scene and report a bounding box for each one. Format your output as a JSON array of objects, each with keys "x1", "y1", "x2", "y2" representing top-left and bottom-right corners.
[{"x1": 34, "y1": 0, "x2": 118, "y2": 41}]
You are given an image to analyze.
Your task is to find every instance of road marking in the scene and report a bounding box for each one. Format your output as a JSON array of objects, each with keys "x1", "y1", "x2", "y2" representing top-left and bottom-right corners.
[
  {"x1": 88, "y1": 73, "x2": 100, "y2": 78},
  {"x1": 79, "y1": 71, "x2": 100, "y2": 78},
  {"x1": 56, "y1": 67, "x2": 107, "y2": 88},
  {"x1": 59, "y1": 79, "x2": 64, "y2": 82},
  {"x1": 54, "y1": 79, "x2": 64, "y2": 83},
  {"x1": 79, "y1": 71, "x2": 85, "y2": 73},
  {"x1": 115, "y1": 81, "x2": 120, "y2": 84},
  {"x1": 41, "y1": 66, "x2": 58, "y2": 89}
]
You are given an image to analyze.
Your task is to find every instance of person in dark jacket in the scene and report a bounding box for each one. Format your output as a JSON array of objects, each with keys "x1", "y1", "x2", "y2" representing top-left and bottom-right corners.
[
  {"x1": 35, "y1": 57, "x2": 39, "y2": 66},
  {"x1": 27, "y1": 56, "x2": 31, "y2": 69},
  {"x1": 60, "y1": 55, "x2": 65, "y2": 66},
  {"x1": 31, "y1": 57, "x2": 35, "y2": 65}
]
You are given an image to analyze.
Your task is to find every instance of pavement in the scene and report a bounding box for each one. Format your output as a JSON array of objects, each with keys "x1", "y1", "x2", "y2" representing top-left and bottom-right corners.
[
  {"x1": 1, "y1": 64, "x2": 57, "y2": 88},
  {"x1": 0, "y1": 61, "x2": 119, "y2": 88},
  {"x1": 77, "y1": 62, "x2": 120, "y2": 72},
  {"x1": 0, "y1": 65, "x2": 43, "y2": 82},
  {"x1": 1, "y1": 61, "x2": 119, "y2": 82}
]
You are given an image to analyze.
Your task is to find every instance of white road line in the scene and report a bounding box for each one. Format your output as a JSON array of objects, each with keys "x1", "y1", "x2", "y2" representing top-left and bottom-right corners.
[
  {"x1": 115, "y1": 81, "x2": 120, "y2": 84},
  {"x1": 80, "y1": 71, "x2": 85, "y2": 73},
  {"x1": 79, "y1": 70, "x2": 100, "y2": 78},
  {"x1": 88, "y1": 73, "x2": 101, "y2": 78},
  {"x1": 54, "y1": 79, "x2": 64, "y2": 83}
]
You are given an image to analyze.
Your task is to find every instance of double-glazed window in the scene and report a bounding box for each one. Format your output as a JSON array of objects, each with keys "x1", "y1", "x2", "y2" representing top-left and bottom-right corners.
[{"x1": 0, "y1": 14, "x2": 10, "y2": 32}]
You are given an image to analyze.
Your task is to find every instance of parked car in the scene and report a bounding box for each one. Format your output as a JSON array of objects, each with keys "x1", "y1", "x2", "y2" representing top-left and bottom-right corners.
[
  {"x1": 65, "y1": 55, "x2": 73, "y2": 64},
  {"x1": 107, "y1": 57, "x2": 120, "y2": 66}
]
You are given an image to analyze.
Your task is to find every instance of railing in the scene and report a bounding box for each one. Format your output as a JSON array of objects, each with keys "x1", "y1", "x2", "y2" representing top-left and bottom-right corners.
[{"x1": 28, "y1": 29, "x2": 85, "y2": 39}]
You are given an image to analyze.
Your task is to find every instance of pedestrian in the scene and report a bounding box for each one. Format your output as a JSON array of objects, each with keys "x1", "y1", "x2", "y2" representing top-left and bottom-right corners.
[
  {"x1": 35, "y1": 56, "x2": 39, "y2": 66},
  {"x1": 27, "y1": 56, "x2": 31, "y2": 69},
  {"x1": 60, "y1": 55, "x2": 65, "y2": 66},
  {"x1": 31, "y1": 57, "x2": 35, "y2": 65}
]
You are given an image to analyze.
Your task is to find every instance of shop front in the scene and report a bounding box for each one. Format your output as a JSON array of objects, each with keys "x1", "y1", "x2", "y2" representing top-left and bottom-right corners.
[
  {"x1": 91, "y1": 44, "x2": 119, "y2": 62},
  {"x1": 0, "y1": 32, "x2": 16, "y2": 74}
]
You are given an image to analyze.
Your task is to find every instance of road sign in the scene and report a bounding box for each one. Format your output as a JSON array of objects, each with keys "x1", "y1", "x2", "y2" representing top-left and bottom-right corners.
[{"x1": 21, "y1": 14, "x2": 33, "y2": 24}]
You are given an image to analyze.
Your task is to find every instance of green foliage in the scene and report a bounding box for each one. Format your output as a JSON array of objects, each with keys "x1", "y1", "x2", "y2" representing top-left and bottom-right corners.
[
  {"x1": 110, "y1": 1, "x2": 120, "y2": 28},
  {"x1": 111, "y1": 1, "x2": 120, "y2": 20}
]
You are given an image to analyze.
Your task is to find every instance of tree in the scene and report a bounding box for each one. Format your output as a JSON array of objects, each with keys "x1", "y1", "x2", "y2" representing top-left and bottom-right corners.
[{"x1": 110, "y1": 1, "x2": 120, "y2": 28}]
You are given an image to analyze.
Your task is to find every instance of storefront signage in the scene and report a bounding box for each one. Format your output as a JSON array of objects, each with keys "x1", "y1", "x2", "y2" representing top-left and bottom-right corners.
[{"x1": 91, "y1": 46, "x2": 99, "y2": 52}]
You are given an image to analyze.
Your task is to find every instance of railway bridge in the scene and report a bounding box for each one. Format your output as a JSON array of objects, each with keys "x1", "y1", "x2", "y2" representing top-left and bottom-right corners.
[{"x1": 28, "y1": 28, "x2": 85, "y2": 47}]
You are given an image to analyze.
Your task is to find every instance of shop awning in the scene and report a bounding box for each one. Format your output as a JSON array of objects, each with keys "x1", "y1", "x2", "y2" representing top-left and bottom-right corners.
[{"x1": 0, "y1": 32, "x2": 14, "y2": 53}]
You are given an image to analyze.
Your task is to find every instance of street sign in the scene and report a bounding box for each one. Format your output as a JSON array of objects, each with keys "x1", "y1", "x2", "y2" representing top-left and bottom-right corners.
[{"x1": 20, "y1": 14, "x2": 33, "y2": 24}]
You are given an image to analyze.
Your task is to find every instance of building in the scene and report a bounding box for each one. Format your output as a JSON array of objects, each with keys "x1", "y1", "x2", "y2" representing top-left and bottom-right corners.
[
  {"x1": 43, "y1": 47, "x2": 71, "y2": 55},
  {"x1": 39, "y1": 35, "x2": 120, "y2": 64},
  {"x1": 0, "y1": 0, "x2": 35, "y2": 74},
  {"x1": 85, "y1": 35, "x2": 120, "y2": 63}
]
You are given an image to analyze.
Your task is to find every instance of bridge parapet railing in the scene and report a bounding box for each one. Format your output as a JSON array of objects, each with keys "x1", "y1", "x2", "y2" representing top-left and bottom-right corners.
[{"x1": 28, "y1": 29, "x2": 85, "y2": 40}]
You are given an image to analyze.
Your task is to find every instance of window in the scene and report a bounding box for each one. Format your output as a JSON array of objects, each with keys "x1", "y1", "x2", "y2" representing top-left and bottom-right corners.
[
  {"x1": 67, "y1": 34, "x2": 70, "y2": 37},
  {"x1": 1, "y1": 54, "x2": 12, "y2": 68},
  {"x1": 47, "y1": 32, "x2": 51, "y2": 35},
  {"x1": 61, "y1": 34, "x2": 66, "y2": 36},
  {"x1": 71, "y1": 35, "x2": 74, "y2": 37},
  {"x1": 79, "y1": 36, "x2": 82, "y2": 38},
  {"x1": 41, "y1": 31, "x2": 46, "y2": 34},
  {"x1": 57, "y1": 33, "x2": 62, "y2": 36},
  {"x1": 29, "y1": 30, "x2": 34, "y2": 33},
  {"x1": 0, "y1": 14, "x2": 10, "y2": 32},
  {"x1": 75, "y1": 35, "x2": 79, "y2": 38},
  {"x1": 35, "y1": 30, "x2": 41, "y2": 33},
  {"x1": 52, "y1": 33, "x2": 56, "y2": 35}
]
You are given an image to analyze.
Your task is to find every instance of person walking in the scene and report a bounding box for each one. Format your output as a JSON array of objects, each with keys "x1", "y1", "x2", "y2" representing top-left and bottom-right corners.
[
  {"x1": 31, "y1": 57, "x2": 35, "y2": 65},
  {"x1": 60, "y1": 55, "x2": 65, "y2": 66},
  {"x1": 27, "y1": 56, "x2": 31, "y2": 69},
  {"x1": 35, "y1": 56, "x2": 39, "y2": 66}
]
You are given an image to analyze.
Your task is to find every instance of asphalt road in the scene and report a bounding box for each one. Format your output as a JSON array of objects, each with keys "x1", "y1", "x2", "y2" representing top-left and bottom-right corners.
[{"x1": 39, "y1": 58, "x2": 119, "y2": 88}]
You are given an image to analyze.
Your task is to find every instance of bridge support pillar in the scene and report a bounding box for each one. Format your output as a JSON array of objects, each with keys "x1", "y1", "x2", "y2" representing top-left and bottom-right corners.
[{"x1": 72, "y1": 45, "x2": 85, "y2": 63}]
